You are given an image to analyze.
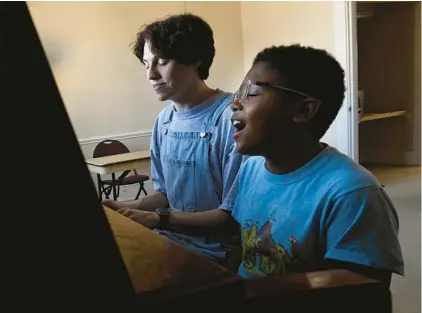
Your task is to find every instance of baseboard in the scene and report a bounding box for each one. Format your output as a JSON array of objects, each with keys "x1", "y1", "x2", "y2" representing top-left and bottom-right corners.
[{"x1": 79, "y1": 130, "x2": 152, "y2": 146}]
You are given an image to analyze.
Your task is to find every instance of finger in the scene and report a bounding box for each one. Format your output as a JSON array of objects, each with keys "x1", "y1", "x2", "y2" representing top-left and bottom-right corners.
[
  {"x1": 117, "y1": 208, "x2": 131, "y2": 216},
  {"x1": 102, "y1": 200, "x2": 124, "y2": 211}
]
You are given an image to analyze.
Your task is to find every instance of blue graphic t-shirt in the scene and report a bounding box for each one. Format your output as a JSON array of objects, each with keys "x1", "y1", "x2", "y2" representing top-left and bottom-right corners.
[{"x1": 232, "y1": 145, "x2": 404, "y2": 278}]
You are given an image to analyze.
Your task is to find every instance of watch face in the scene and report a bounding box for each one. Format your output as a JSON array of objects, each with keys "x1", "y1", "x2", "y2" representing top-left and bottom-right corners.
[{"x1": 156, "y1": 207, "x2": 171, "y2": 215}]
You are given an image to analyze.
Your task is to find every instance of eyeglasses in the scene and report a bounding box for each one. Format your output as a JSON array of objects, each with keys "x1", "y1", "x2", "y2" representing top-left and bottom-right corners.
[{"x1": 234, "y1": 80, "x2": 320, "y2": 103}]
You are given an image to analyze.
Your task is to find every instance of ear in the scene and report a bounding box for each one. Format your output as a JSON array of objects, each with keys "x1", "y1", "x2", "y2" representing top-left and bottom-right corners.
[{"x1": 292, "y1": 99, "x2": 320, "y2": 123}]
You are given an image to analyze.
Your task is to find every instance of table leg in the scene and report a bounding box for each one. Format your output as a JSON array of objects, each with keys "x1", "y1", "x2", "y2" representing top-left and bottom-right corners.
[{"x1": 112, "y1": 173, "x2": 117, "y2": 200}]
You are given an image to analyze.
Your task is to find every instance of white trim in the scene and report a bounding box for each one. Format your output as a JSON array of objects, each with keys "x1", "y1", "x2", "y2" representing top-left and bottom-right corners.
[
  {"x1": 79, "y1": 130, "x2": 152, "y2": 146},
  {"x1": 333, "y1": 1, "x2": 359, "y2": 162}
]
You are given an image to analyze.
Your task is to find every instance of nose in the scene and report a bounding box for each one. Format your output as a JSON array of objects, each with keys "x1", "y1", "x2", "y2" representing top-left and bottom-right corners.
[
  {"x1": 230, "y1": 98, "x2": 243, "y2": 112},
  {"x1": 147, "y1": 65, "x2": 161, "y2": 81}
]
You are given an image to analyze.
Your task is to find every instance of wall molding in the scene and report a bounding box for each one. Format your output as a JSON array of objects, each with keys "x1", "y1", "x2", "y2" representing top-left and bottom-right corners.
[{"x1": 79, "y1": 130, "x2": 152, "y2": 146}]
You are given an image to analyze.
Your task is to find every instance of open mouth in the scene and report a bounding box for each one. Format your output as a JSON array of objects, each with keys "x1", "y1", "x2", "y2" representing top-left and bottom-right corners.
[{"x1": 232, "y1": 119, "x2": 246, "y2": 137}]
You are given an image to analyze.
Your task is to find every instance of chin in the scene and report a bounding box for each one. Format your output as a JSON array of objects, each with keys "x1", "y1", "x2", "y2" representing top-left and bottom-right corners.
[
  {"x1": 155, "y1": 93, "x2": 170, "y2": 102},
  {"x1": 235, "y1": 139, "x2": 263, "y2": 156},
  {"x1": 235, "y1": 141, "x2": 252, "y2": 156}
]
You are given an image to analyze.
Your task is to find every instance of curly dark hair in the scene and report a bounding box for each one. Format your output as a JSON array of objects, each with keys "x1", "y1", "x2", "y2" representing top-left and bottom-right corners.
[
  {"x1": 132, "y1": 13, "x2": 215, "y2": 80},
  {"x1": 253, "y1": 44, "x2": 346, "y2": 140}
]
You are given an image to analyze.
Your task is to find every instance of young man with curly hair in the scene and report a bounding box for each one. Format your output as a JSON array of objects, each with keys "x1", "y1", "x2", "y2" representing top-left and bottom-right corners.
[{"x1": 103, "y1": 14, "x2": 243, "y2": 263}]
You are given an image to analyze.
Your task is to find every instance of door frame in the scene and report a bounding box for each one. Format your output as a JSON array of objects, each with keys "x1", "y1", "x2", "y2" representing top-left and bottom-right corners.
[{"x1": 333, "y1": 1, "x2": 359, "y2": 162}]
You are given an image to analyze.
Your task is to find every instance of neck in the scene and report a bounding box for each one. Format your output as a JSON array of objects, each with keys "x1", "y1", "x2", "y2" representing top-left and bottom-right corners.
[
  {"x1": 173, "y1": 81, "x2": 216, "y2": 111},
  {"x1": 265, "y1": 139, "x2": 324, "y2": 175}
]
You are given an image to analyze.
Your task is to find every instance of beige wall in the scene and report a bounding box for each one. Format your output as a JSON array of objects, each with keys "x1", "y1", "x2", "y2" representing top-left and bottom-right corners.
[
  {"x1": 241, "y1": 1, "x2": 335, "y2": 71},
  {"x1": 29, "y1": 1, "x2": 341, "y2": 156},
  {"x1": 240, "y1": 1, "x2": 338, "y2": 145},
  {"x1": 27, "y1": 1, "x2": 346, "y2": 199},
  {"x1": 28, "y1": 1, "x2": 245, "y2": 158}
]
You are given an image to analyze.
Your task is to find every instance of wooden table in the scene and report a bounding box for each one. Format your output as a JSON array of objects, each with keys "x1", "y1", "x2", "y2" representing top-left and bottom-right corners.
[
  {"x1": 104, "y1": 207, "x2": 392, "y2": 312},
  {"x1": 86, "y1": 150, "x2": 150, "y2": 199}
]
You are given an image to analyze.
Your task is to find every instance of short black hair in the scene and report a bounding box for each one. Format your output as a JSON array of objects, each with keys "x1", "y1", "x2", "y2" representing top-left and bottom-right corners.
[
  {"x1": 253, "y1": 44, "x2": 345, "y2": 140},
  {"x1": 132, "y1": 13, "x2": 215, "y2": 80}
]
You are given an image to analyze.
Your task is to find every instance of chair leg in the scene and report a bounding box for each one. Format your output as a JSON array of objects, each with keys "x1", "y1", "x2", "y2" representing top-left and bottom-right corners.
[
  {"x1": 134, "y1": 182, "x2": 148, "y2": 200},
  {"x1": 99, "y1": 183, "x2": 112, "y2": 200},
  {"x1": 134, "y1": 183, "x2": 142, "y2": 200},
  {"x1": 103, "y1": 186, "x2": 112, "y2": 199}
]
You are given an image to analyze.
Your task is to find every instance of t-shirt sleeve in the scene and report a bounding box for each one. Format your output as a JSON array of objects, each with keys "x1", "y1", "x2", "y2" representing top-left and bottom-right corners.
[
  {"x1": 150, "y1": 116, "x2": 166, "y2": 195},
  {"x1": 230, "y1": 160, "x2": 248, "y2": 222},
  {"x1": 217, "y1": 106, "x2": 243, "y2": 212},
  {"x1": 324, "y1": 186, "x2": 404, "y2": 275}
]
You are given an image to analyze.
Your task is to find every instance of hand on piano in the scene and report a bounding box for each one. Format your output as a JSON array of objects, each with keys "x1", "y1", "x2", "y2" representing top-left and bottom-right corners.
[
  {"x1": 116, "y1": 208, "x2": 159, "y2": 229},
  {"x1": 102, "y1": 199, "x2": 141, "y2": 211}
]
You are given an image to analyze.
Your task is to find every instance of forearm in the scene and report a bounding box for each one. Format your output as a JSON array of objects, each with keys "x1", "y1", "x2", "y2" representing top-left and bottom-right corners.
[
  {"x1": 137, "y1": 191, "x2": 169, "y2": 211},
  {"x1": 163, "y1": 209, "x2": 238, "y2": 237}
]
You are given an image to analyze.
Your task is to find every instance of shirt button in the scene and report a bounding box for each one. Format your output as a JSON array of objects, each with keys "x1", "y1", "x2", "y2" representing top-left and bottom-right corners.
[{"x1": 200, "y1": 132, "x2": 206, "y2": 138}]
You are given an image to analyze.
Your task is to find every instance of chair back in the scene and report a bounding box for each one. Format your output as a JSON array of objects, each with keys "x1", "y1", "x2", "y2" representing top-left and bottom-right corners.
[{"x1": 93, "y1": 140, "x2": 130, "y2": 158}]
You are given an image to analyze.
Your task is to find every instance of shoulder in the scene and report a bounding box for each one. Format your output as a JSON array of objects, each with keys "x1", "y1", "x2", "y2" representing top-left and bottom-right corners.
[
  {"x1": 317, "y1": 146, "x2": 381, "y2": 199},
  {"x1": 151, "y1": 104, "x2": 173, "y2": 144},
  {"x1": 154, "y1": 103, "x2": 174, "y2": 124},
  {"x1": 210, "y1": 91, "x2": 234, "y2": 125},
  {"x1": 210, "y1": 92, "x2": 236, "y2": 146}
]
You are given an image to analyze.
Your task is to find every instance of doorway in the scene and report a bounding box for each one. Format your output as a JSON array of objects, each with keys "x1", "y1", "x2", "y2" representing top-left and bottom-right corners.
[
  {"x1": 334, "y1": 1, "x2": 421, "y2": 172},
  {"x1": 356, "y1": 1, "x2": 421, "y2": 171}
]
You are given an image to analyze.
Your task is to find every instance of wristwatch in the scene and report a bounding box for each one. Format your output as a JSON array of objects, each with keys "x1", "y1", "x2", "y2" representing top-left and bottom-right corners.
[{"x1": 156, "y1": 207, "x2": 172, "y2": 229}]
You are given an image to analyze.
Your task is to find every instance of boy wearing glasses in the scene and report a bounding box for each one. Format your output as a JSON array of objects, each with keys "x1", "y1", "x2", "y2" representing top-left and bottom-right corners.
[
  {"x1": 124, "y1": 44, "x2": 404, "y2": 285},
  {"x1": 230, "y1": 44, "x2": 403, "y2": 284}
]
